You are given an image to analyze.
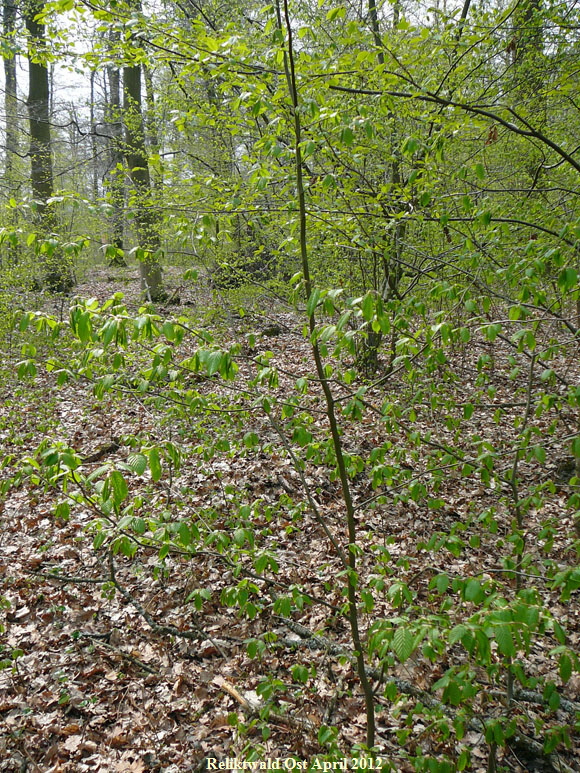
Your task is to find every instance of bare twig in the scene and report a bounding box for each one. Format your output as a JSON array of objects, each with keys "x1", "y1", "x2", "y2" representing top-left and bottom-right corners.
[{"x1": 108, "y1": 551, "x2": 228, "y2": 658}]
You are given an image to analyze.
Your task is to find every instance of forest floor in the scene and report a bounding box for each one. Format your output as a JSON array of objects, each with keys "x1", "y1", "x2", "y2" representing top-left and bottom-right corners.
[{"x1": 1, "y1": 267, "x2": 580, "y2": 773}]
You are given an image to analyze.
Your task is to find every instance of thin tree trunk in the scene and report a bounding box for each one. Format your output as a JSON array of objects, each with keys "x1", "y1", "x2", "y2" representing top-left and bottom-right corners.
[{"x1": 277, "y1": 0, "x2": 376, "y2": 748}]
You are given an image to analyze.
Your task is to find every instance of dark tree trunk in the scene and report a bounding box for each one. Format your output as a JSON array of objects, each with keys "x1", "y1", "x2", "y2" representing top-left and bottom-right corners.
[
  {"x1": 25, "y1": 0, "x2": 53, "y2": 223},
  {"x1": 25, "y1": 0, "x2": 73, "y2": 290}
]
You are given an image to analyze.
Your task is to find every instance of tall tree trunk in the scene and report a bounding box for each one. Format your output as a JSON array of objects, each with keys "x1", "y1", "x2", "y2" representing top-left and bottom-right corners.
[
  {"x1": 123, "y1": 61, "x2": 164, "y2": 300},
  {"x1": 143, "y1": 65, "x2": 163, "y2": 196},
  {"x1": 106, "y1": 56, "x2": 126, "y2": 265},
  {"x1": 25, "y1": 0, "x2": 72, "y2": 290},
  {"x1": 3, "y1": 0, "x2": 17, "y2": 181},
  {"x1": 89, "y1": 70, "x2": 99, "y2": 201},
  {"x1": 25, "y1": 0, "x2": 53, "y2": 225},
  {"x1": 3, "y1": 0, "x2": 19, "y2": 265}
]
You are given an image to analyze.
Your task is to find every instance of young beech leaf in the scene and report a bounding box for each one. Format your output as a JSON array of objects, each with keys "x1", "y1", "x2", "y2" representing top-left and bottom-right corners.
[
  {"x1": 127, "y1": 453, "x2": 147, "y2": 475},
  {"x1": 110, "y1": 470, "x2": 128, "y2": 506},
  {"x1": 494, "y1": 624, "x2": 516, "y2": 657},
  {"x1": 559, "y1": 653, "x2": 572, "y2": 682},
  {"x1": 464, "y1": 579, "x2": 484, "y2": 603},
  {"x1": 306, "y1": 288, "x2": 320, "y2": 317},
  {"x1": 148, "y1": 448, "x2": 162, "y2": 482},
  {"x1": 392, "y1": 627, "x2": 414, "y2": 663}
]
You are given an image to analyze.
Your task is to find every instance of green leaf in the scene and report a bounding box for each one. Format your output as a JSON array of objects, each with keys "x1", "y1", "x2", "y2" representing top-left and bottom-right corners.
[
  {"x1": 361, "y1": 292, "x2": 374, "y2": 321},
  {"x1": 306, "y1": 288, "x2": 320, "y2": 317},
  {"x1": 449, "y1": 624, "x2": 468, "y2": 645},
  {"x1": 243, "y1": 432, "x2": 259, "y2": 449},
  {"x1": 552, "y1": 620, "x2": 566, "y2": 644},
  {"x1": 326, "y1": 5, "x2": 345, "y2": 21},
  {"x1": 533, "y1": 446, "x2": 546, "y2": 464},
  {"x1": 54, "y1": 501, "x2": 70, "y2": 521},
  {"x1": 434, "y1": 574, "x2": 449, "y2": 594},
  {"x1": 291, "y1": 664, "x2": 309, "y2": 683},
  {"x1": 110, "y1": 470, "x2": 128, "y2": 506},
  {"x1": 402, "y1": 136, "x2": 420, "y2": 154},
  {"x1": 464, "y1": 579, "x2": 484, "y2": 603},
  {"x1": 322, "y1": 174, "x2": 335, "y2": 190},
  {"x1": 494, "y1": 625, "x2": 516, "y2": 657},
  {"x1": 444, "y1": 680, "x2": 463, "y2": 706},
  {"x1": 484, "y1": 323, "x2": 502, "y2": 341},
  {"x1": 162, "y1": 321, "x2": 176, "y2": 341},
  {"x1": 339, "y1": 126, "x2": 354, "y2": 146},
  {"x1": 318, "y1": 324, "x2": 336, "y2": 343},
  {"x1": 559, "y1": 654, "x2": 572, "y2": 683},
  {"x1": 76, "y1": 312, "x2": 91, "y2": 343},
  {"x1": 206, "y1": 351, "x2": 222, "y2": 376},
  {"x1": 149, "y1": 448, "x2": 162, "y2": 482},
  {"x1": 127, "y1": 454, "x2": 147, "y2": 475},
  {"x1": 558, "y1": 268, "x2": 578, "y2": 290},
  {"x1": 392, "y1": 627, "x2": 414, "y2": 663},
  {"x1": 318, "y1": 725, "x2": 335, "y2": 745}
]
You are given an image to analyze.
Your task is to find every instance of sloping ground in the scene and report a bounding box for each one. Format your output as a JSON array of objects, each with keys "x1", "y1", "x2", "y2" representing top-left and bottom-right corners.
[{"x1": 1, "y1": 269, "x2": 580, "y2": 773}]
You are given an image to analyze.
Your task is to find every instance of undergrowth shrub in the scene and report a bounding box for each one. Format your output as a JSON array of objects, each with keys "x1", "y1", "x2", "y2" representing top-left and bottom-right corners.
[{"x1": 3, "y1": 284, "x2": 580, "y2": 768}]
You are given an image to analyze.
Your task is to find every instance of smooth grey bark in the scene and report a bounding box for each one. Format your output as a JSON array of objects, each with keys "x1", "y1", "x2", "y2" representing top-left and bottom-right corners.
[
  {"x1": 3, "y1": 0, "x2": 18, "y2": 181},
  {"x1": 143, "y1": 65, "x2": 163, "y2": 196},
  {"x1": 123, "y1": 62, "x2": 164, "y2": 300},
  {"x1": 89, "y1": 71, "x2": 99, "y2": 201},
  {"x1": 2, "y1": 0, "x2": 19, "y2": 265},
  {"x1": 105, "y1": 56, "x2": 126, "y2": 265}
]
